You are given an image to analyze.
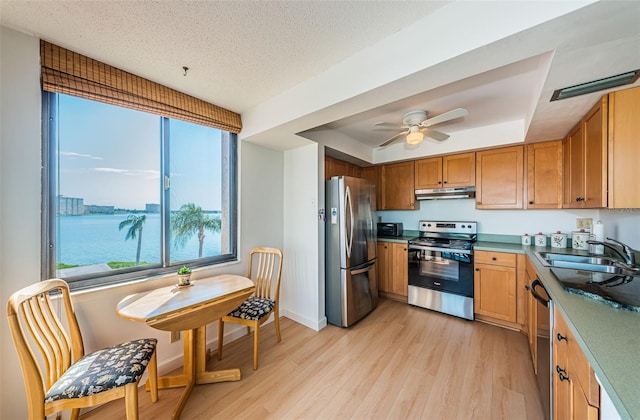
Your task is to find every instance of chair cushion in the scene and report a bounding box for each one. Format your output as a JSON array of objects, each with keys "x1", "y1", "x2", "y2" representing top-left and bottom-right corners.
[
  {"x1": 45, "y1": 338, "x2": 157, "y2": 402},
  {"x1": 227, "y1": 296, "x2": 275, "y2": 321}
]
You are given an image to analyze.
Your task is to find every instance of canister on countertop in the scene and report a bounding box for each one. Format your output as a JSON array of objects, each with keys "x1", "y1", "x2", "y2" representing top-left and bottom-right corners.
[
  {"x1": 550, "y1": 231, "x2": 568, "y2": 248},
  {"x1": 572, "y1": 229, "x2": 592, "y2": 250},
  {"x1": 534, "y1": 232, "x2": 547, "y2": 247},
  {"x1": 521, "y1": 234, "x2": 531, "y2": 246}
]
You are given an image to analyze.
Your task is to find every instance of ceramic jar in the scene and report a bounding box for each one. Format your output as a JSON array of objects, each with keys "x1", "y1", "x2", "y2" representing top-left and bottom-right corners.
[
  {"x1": 534, "y1": 232, "x2": 547, "y2": 247},
  {"x1": 550, "y1": 231, "x2": 568, "y2": 248},
  {"x1": 572, "y1": 229, "x2": 592, "y2": 250},
  {"x1": 521, "y1": 234, "x2": 531, "y2": 246}
]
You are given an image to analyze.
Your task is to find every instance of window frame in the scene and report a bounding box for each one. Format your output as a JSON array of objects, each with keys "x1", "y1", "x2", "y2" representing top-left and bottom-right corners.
[{"x1": 42, "y1": 92, "x2": 238, "y2": 291}]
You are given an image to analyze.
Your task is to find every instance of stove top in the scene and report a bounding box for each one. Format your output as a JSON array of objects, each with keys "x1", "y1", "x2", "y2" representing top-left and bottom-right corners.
[{"x1": 410, "y1": 220, "x2": 477, "y2": 251}]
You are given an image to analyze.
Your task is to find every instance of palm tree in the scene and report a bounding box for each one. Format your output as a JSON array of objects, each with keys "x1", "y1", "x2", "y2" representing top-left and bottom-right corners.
[
  {"x1": 171, "y1": 203, "x2": 221, "y2": 258},
  {"x1": 118, "y1": 214, "x2": 146, "y2": 266}
]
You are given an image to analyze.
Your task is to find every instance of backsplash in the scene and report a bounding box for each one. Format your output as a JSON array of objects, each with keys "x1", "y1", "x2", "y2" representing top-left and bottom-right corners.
[{"x1": 378, "y1": 199, "x2": 640, "y2": 249}]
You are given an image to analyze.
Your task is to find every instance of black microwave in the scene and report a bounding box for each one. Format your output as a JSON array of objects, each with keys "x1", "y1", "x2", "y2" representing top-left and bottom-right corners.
[{"x1": 377, "y1": 222, "x2": 403, "y2": 237}]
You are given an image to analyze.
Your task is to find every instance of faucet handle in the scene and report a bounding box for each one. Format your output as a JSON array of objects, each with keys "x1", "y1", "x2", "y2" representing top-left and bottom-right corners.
[{"x1": 605, "y1": 237, "x2": 636, "y2": 265}]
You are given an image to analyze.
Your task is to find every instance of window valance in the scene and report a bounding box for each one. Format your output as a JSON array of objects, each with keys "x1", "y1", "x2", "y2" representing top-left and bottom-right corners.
[{"x1": 40, "y1": 40, "x2": 242, "y2": 133}]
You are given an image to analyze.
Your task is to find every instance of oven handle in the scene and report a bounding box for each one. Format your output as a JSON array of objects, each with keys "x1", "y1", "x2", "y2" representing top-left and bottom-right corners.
[
  {"x1": 530, "y1": 278, "x2": 550, "y2": 307},
  {"x1": 408, "y1": 245, "x2": 472, "y2": 255}
]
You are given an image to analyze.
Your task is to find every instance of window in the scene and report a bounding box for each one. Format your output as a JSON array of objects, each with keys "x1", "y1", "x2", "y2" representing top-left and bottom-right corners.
[{"x1": 43, "y1": 93, "x2": 237, "y2": 290}]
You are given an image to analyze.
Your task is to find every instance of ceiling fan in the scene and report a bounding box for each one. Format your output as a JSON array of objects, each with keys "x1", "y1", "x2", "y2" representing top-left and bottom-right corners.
[{"x1": 375, "y1": 108, "x2": 468, "y2": 147}]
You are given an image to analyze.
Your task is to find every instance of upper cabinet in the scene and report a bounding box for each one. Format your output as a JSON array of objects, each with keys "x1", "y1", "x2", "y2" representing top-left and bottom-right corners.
[
  {"x1": 381, "y1": 161, "x2": 416, "y2": 210},
  {"x1": 324, "y1": 156, "x2": 361, "y2": 181},
  {"x1": 476, "y1": 146, "x2": 524, "y2": 209},
  {"x1": 608, "y1": 86, "x2": 640, "y2": 208},
  {"x1": 563, "y1": 96, "x2": 608, "y2": 208},
  {"x1": 526, "y1": 140, "x2": 563, "y2": 209},
  {"x1": 360, "y1": 166, "x2": 381, "y2": 210},
  {"x1": 415, "y1": 152, "x2": 475, "y2": 189}
]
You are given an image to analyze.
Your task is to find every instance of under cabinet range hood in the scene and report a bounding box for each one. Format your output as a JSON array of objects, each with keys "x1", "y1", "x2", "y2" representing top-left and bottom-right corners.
[{"x1": 415, "y1": 186, "x2": 476, "y2": 200}]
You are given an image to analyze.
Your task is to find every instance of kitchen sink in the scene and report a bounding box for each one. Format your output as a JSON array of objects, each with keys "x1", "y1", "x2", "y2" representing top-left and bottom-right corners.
[{"x1": 534, "y1": 251, "x2": 639, "y2": 275}]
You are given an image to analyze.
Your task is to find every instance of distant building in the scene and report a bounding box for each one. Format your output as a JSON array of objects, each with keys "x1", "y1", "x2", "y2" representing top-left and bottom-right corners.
[
  {"x1": 58, "y1": 196, "x2": 84, "y2": 215},
  {"x1": 146, "y1": 203, "x2": 161, "y2": 213},
  {"x1": 85, "y1": 205, "x2": 115, "y2": 214}
]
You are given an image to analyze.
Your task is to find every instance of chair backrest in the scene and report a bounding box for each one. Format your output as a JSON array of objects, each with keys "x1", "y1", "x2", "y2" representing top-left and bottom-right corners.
[
  {"x1": 6, "y1": 279, "x2": 84, "y2": 414},
  {"x1": 247, "y1": 247, "x2": 283, "y2": 301}
]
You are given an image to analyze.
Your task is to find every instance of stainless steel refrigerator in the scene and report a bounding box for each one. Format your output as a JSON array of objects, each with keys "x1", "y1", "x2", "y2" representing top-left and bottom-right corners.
[{"x1": 325, "y1": 176, "x2": 378, "y2": 327}]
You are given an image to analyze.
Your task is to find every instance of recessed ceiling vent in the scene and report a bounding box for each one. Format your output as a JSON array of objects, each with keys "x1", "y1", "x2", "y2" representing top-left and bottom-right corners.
[{"x1": 551, "y1": 69, "x2": 640, "y2": 101}]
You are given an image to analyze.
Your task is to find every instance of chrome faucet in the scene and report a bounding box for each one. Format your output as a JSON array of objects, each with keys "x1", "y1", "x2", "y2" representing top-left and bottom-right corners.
[{"x1": 587, "y1": 237, "x2": 636, "y2": 266}]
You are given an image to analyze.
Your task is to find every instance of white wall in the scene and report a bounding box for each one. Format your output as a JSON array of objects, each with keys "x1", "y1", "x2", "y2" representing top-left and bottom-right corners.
[
  {"x1": 282, "y1": 143, "x2": 326, "y2": 330},
  {"x1": 0, "y1": 27, "x2": 285, "y2": 418}
]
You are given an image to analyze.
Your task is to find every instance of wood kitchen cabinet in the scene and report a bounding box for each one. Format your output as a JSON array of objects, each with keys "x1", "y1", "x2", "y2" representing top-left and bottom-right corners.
[
  {"x1": 380, "y1": 161, "x2": 416, "y2": 210},
  {"x1": 474, "y1": 250, "x2": 517, "y2": 323},
  {"x1": 526, "y1": 140, "x2": 563, "y2": 209},
  {"x1": 562, "y1": 96, "x2": 607, "y2": 208},
  {"x1": 325, "y1": 156, "x2": 361, "y2": 181},
  {"x1": 608, "y1": 86, "x2": 640, "y2": 208},
  {"x1": 553, "y1": 307, "x2": 600, "y2": 420},
  {"x1": 414, "y1": 152, "x2": 475, "y2": 189},
  {"x1": 360, "y1": 165, "x2": 381, "y2": 209},
  {"x1": 377, "y1": 241, "x2": 408, "y2": 302},
  {"x1": 475, "y1": 146, "x2": 524, "y2": 209}
]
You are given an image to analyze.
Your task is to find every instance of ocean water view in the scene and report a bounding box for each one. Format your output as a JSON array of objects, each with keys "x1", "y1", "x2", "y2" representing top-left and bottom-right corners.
[{"x1": 57, "y1": 213, "x2": 222, "y2": 266}]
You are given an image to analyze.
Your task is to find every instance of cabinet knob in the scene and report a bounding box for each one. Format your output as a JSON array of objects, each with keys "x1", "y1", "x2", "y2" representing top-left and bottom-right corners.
[
  {"x1": 529, "y1": 201, "x2": 534, "y2": 205},
  {"x1": 492, "y1": 257, "x2": 497, "y2": 261},
  {"x1": 576, "y1": 197, "x2": 585, "y2": 202},
  {"x1": 438, "y1": 181, "x2": 442, "y2": 184},
  {"x1": 443, "y1": 181, "x2": 448, "y2": 184},
  {"x1": 556, "y1": 333, "x2": 567, "y2": 342},
  {"x1": 475, "y1": 268, "x2": 480, "y2": 271}
]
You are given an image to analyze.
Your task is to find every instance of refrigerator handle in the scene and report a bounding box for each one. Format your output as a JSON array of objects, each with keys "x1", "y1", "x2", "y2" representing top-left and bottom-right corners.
[
  {"x1": 350, "y1": 262, "x2": 375, "y2": 276},
  {"x1": 345, "y1": 185, "x2": 353, "y2": 258}
]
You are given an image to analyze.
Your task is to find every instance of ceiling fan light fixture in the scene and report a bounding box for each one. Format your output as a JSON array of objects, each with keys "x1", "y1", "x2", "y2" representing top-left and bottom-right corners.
[{"x1": 406, "y1": 131, "x2": 424, "y2": 145}]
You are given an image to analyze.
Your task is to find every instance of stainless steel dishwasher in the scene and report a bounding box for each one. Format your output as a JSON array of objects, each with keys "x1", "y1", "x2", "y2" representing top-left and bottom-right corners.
[{"x1": 530, "y1": 278, "x2": 552, "y2": 420}]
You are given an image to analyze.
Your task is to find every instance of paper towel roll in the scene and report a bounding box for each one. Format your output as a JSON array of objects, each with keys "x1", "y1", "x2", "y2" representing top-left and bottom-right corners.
[{"x1": 592, "y1": 220, "x2": 604, "y2": 254}]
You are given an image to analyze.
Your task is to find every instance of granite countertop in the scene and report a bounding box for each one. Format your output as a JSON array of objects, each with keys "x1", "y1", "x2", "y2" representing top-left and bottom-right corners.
[
  {"x1": 475, "y1": 241, "x2": 640, "y2": 419},
  {"x1": 376, "y1": 230, "x2": 418, "y2": 243}
]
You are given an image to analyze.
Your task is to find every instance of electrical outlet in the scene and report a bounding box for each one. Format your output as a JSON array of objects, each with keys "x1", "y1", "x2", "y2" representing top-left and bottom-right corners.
[
  {"x1": 170, "y1": 330, "x2": 180, "y2": 343},
  {"x1": 576, "y1": 218, "x2": 593, "y2": 229}
]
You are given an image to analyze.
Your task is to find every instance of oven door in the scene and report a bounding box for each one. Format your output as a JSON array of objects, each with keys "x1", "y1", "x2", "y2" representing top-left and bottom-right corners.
[{"x1": 408, "y1": 246, "x2": 474, "y2": 297}]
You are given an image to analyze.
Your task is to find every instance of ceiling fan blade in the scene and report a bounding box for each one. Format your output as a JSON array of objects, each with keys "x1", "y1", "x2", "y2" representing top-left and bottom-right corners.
[
  {"x1": 421, "y1": 128, "x2": 450, "y2": 142},
  {"x1": 378, "y1": 130, "x2": 408, "y2": 147},
  {"x1": 422, "y1": 108, "x2": 468, "y2": 127},
  {"x1": 374, "y1": 122, "x2": 402, "y2": 128}
]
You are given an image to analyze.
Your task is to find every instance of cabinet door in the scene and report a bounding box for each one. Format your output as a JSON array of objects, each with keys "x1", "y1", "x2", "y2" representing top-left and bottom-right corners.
[
  {"x1": 361, "y1": 166, "x2": 380, "y2": 210},
  {"x1": 563, "y1": 124, "x2": 584, "y2": 208},
  {"x1": 414, "y1": 157, "x2": 442, "y2": 189},
  {"x1": 376, "y1": 242, "x2": 390, "y2": 293},
  {"x1": 390, "y1": 242, "x2": 408, "y2": 298},
  {"x1": 473, "y1": 263, "x2": 517, "y2": 322},
  {"x1": 583, "y1": 97, "x2": 607, "y2": 208},
  {"x1": 443, "y1": 152, "x2": 475, "y2": 187},
  {"x1": 608, "y1": 86, "x2": 640, "y2": 208},
  {"x1": 526, "y1": 141, "x2": 563, "y2": 209},
  {"x1": 476, "y1": 146, "x2": 524, "y2": 209},
  {"x1": 381, "y1": 161, "x2": 416, "y2": 210}
]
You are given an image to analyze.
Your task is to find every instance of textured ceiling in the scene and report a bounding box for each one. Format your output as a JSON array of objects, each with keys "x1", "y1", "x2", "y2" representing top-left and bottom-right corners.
[{"x1": 0, "y1": 0, "x2": 448, "y2": 113}]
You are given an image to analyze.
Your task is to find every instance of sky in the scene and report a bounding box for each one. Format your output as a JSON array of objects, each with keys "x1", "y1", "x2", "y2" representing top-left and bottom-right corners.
[{"x1": 58, "y1": 94, "x2": 223, "y2": 210}]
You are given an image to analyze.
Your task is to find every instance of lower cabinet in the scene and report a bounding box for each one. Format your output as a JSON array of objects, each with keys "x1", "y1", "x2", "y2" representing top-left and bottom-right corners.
[
  {"x1": 474, "y1": 251, "x2": 529, "y2": 329},
  {"x1": 553, "y1": 306, "x2": 600, "y2": 420},
  {"x1": 377, "y1": 241, "x2": 408, "y2": 301}
]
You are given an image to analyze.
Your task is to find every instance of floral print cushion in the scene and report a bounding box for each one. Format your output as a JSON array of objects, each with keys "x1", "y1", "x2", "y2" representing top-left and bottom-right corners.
[
  {"x1": 227, "y1": 296, "x2": 275, "y2": 321},
  {"x1": 45, "y1": 338, "x2": 157, "y2": 402}
]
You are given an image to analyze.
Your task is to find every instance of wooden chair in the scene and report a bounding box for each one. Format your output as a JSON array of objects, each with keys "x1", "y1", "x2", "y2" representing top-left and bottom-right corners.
[
  {"x1": 6, "y1": 278, "x2": 158, "y2": 420},
  {"x1": 218, "y1": 247, "x2": 283, "y2": 370}
]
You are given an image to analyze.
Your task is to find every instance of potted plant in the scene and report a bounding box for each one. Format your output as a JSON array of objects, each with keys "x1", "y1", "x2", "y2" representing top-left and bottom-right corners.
[{"x1": 177, "y1": 266, "x2": 192, "y2": 286}]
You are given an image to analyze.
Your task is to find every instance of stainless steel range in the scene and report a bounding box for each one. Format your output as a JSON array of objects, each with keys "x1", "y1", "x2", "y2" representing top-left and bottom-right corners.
[{"x1": 408, "y1": 220, "x2": 477, "y2": 320}]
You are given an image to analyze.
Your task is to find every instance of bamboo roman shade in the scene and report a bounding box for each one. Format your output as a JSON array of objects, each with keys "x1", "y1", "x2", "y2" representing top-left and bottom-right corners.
[{"x1": 40, "y1": 40, "x2": 242, "y2": 133}]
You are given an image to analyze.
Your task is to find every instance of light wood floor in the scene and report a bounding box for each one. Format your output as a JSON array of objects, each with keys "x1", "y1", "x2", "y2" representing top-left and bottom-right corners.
[{"x1": 82, "y1": 298, "x2": 544, "y2": 419}]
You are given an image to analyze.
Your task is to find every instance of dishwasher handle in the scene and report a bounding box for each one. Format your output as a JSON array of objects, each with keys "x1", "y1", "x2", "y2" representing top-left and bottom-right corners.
[{"x1": 530, "y1": 278, "x2": 550, "y2": 307}]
